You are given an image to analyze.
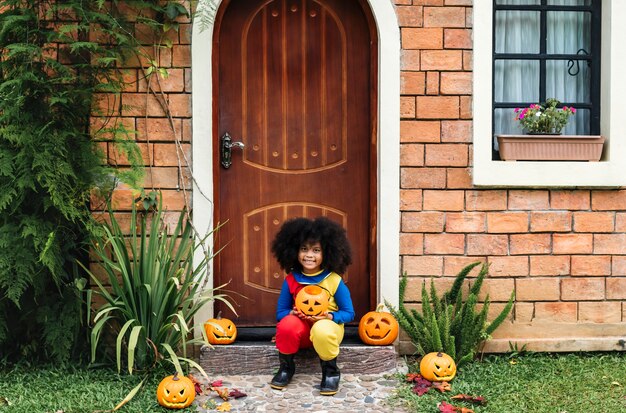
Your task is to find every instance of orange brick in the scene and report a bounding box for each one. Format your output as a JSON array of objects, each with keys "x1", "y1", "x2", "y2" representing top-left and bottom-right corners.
[
  {"x1": 561, "y1": 278, "x2": 605, "y2": 301},
  {"x1": 573, "y1": 212, "x2": 615, "y2": 233},
  {"x1": 530, "y1": 211, "x2": 572, "y2": 232},
  {"x1": 441, "y1": 120, "x2": 472, "y2": 143},
  {"x1": 400, "y1": 233, "x2": 424, "y2": 255},
  {"x1": 420, "y1": 50, "x2": 463, "y2": 71},
  {"x1": 613, "y1": 257, "x2": 626, "y2": 276},
  {"x1": 514, "y1": 302, "x2": 535, "y2": 322},
  {"x1": 143, "y1": 167, "x2": 180, "y2": 188},
  {"x1": 400, "y1": 120, "x2": 441, "y2": 143},
  {"x1": 402, "y1": 28, "x2": 443, "y2": 49},
  {"x1": 172, "y1": 44, "x2": 191, "y2": 67},
  {"x1": 153, "y1": 143, "x2": 191, "y2": 167},
  {"x1": 426, "y1": 71, "x2": 440, "y2": 95},
  {"x1": 424, "y1": 233, "x2": 465, "y2": 254},
  {"x1": 400, "y1": 189, "x2": 422, "y2": 211},
  {"x1": 136, "y1": 118, "x2": 182, "y2": 141},
  {"x1": 550, "y1": 190, "x2": 590, "y2": 210},
  {"x1": 553, "y1": 234, "x2": 593, "y2": 254},
  {"x1": 488, "y1": 256, "x2": 529, "y2": 277},
  {"x1": 401, "y1": 50, "x2": 421, "y2": 70},
  {"x1": 181, "y1": 119, "x2": 192, "y2": 141},
  {"x1": 425, "y1": 144, "x2": 468, "y2": 166},
  {"x1": 570, "y1": 255, "x2": 611, "y2": 276},
  {"x1": 444, "y1": 28, "x2": 472, "y2": 49},
  {"x1": 445, "y1": 212, "x2": 485, "y2": 233},
  {"x1": 424, "y1": 6, "x2": 466, "y2": 27},
  {"x1": 108, "y1": 142, "x2": 152, "y2": 166},
  {"x1": 529, "y1": 256, "x2": 570, "y2": 276},
  {"x1": 516, "y1": 278, "x2": 560, "y2": 301},
  {"x1": 616, "y1": 213, "x2": 626, "y2": 231},
  {"x1": 395, "y1": 5, "x2": 423, "y2": 27},
  {"x1": 466, "y1": 234, "x2": 508, "y2": 256},
  {"x1": 591, "y1": 190, "x2": 626, "y2": 210},
  {"x1": 578, "y1": 301, "x2": 622, "y2": 323},
  {"x1": 402, "y1": 211, "x2": 445, "y2": 232},
  {"x1": 401, "y1": 168, "x2": 446, "y2": 188},
  {"x1": 121, "y1": 93, "x2": 167, "y2": 117},
  {"x1": 138, "y1": 68, "x2": 185, "y2": 92},
  {"x1": 405, "y1": 277, "x2": 457, "y2": 302},
  {"x1": 443, "y1": 256, "x2": 486, "y2": 276},
  {"x1": 459, "y1": 95, "x2": 472, "y2": 119},
  {"x1": 415, "y1": 96, "x2": 459, "y2": 119},
  {"x1": 400, "y1": 144, "x2": 425, "y2": 166},
  {"x1": 403, "y1": 256, "x2": 444, "y2": 276},
  {"x1": 606, "y1": 278, "x2": 626, "y2": 299},
  {"x1": 462, "y1": 50, "x2": 473, "y2": 70},
  {"x1": 446, "y1": 168, "x2": 472, "y2": 189},
  {"x1": 92, "y1": 93, "x2": 121, "y2": 117},
  {"x1": 167, "y1": 94, "x2": 191, "y2": 117},
  {"x1": 508, "y1": 190, "x2": 550, "y2": 210},
  {"x1": 440, "y1": 72, "x2": 472, "y2": 95},
  {"x1": 594, "y1": 234, "x2": 626, "y2": 254},
  {"x1": 487, "y1": 212, "x2": 529, "y2": 233},
  {"x1": 510, "y1": 234, "x2": 551, "y2": 255},
  {"x1": 465, "y1": 190, "x2": 507, "y2": 211},
  {"x1": 401, "y1": 96, "x2": 416, "y2": 118},
  {"x1": 534, "y1": 302, "x2": 577, "y2": 322},
  {"x1": 423, "y1": 190, "x2": 465, "y2": 211},
  {"x1": 401, "y1": 71, "x2": 426, "y2": 95},
  {"x1": 90, "y1": 116, "x2": 136, "y2": 140},
  {"x1": 476, "y1": 279, "x2": 515, "y2": 302}
]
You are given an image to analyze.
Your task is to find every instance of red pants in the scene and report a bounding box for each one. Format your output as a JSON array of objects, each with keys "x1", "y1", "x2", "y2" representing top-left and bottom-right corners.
[{"x1": 275, "y1": 315, "x2": 344, "y2": 360}]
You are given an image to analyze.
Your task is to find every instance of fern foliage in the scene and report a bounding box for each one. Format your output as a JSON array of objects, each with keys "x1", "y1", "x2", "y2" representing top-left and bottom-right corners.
[{"x1": 386, "y1": 262, "x2": 515, "y2": 366}]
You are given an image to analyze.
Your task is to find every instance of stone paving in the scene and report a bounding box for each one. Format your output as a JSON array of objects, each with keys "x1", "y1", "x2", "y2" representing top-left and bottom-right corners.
[{"x1": 194, "y1": 361, "x2": 409, "y2": 412}]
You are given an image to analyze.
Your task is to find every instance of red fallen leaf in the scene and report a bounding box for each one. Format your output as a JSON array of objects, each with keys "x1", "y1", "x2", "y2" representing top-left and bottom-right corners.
[
  {"x1": 438, "y1": 401, "x2": 457, "y2": 413},
  {"x1": 187, "y1": 374, "x2": 203, "y2": 394},
  {"x1": 451, "y1": 394, "x2": 487, "y2": 405},
  {"x1": 211, "y1": 379, "x2": 224, "y2": 387},
  {"x1": 412, "y1": 377, "x2": 432, "y2": 396},
  {"x1": 432, "y1": 381, "x2": 452, "y2": 393},
  {"x1": 406, "y1": 373, "x2": 422, "y2": 383},
  {"x1": 228, "y1": 389, "x2": 247, "y2": 399}
]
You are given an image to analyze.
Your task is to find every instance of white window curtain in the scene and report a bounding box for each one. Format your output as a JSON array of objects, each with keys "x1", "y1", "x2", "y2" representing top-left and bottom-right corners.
[{"x1": 494, "y1": 0, "x2": 591, "y2": 149}]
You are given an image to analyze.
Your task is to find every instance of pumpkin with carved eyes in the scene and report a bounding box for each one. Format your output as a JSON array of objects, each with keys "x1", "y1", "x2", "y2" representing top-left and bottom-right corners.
[
  {"x1": 295, "y1": 285, "x2": 329, "y2": 316},
  {"x1": 156, "y1": 373, "x2": 196, "y2": 409},
  {"x1": 204, "y1": 312, "x2": 237, "y2": 345},
  {"x1": 358, "y1": 303, "x2": 399, "y2": 345},
  {"x1": 419, "y1": 351, "x2": 457, "y2": 382}
]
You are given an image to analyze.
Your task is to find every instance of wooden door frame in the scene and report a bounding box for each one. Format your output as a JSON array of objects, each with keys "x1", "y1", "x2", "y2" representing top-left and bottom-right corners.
[{"x1": 191, "y1": 0, "x2": 400, "y2": 328}]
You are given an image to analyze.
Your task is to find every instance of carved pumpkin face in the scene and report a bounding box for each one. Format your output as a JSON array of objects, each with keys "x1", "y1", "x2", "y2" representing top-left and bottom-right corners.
[
  {"x1": 156, "y1": 373, "x2": 196, "y2": 409},
  {"x1": 419, "y1": 352, "x2": 457, "y2": 382},
  {"x1": 295, "y1": 285, "x2": 329, "y2": 316},
  {"x1": 358, "y1": 304, "x2": 399, "y2": 345},
  {"x1": 204, "y1": 312, "x2": 237, "y2": 345}
]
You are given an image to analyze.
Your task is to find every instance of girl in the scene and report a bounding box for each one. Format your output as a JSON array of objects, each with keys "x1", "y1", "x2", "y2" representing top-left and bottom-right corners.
[{"x1": 269, "y1": 217, "x2": 355, "y2": 396}]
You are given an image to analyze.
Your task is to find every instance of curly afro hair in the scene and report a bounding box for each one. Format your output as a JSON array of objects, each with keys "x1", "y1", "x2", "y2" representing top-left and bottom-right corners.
[{"x1": 271, "y1": 216, "x2": 352, "y2": 274}]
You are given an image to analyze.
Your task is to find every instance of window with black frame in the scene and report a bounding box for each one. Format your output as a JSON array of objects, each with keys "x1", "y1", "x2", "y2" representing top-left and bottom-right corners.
[{"x1": 492, "y1": 0, "x2": 601, "y2": 160}]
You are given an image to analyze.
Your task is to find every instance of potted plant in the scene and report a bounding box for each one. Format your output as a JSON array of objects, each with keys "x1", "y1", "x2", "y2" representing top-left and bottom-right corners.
[{"x1": 497, "y1": 98, "x2": 604, "y2": 161}]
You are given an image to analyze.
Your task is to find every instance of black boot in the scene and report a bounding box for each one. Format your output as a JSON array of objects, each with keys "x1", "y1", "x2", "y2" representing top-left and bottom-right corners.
[
  {"x1": 270, "y1": 352, "x2": 295, "y2": 389},
  {"x1": 319, "y1": 358, "x2": 341, "y2": 396}
]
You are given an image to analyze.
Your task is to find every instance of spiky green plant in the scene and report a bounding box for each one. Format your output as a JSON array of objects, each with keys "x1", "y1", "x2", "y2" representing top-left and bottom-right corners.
[
  {"x1": 386, "y1": 262, "x2": 514, "y2": 366},
  {"x1": 81, "y1": 198, "x2": 234, "y2": 375}
]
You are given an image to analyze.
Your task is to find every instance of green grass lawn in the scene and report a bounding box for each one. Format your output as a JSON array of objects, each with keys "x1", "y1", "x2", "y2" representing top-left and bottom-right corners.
[{"x1": 392, "y1": 352, "x2": 626, "y2": 413}]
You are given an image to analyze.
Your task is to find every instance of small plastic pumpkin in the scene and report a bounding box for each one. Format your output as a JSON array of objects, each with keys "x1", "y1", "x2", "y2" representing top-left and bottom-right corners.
[
  {"x1": 204, "y1": 311, "x2": 237, "y2": 345},
  {"x1": 156, "y1": 372, "x2": 196, "y2": 409},
  {"x1": 295, "y1": 285, "x2": 329, "y2": 316},
  {"x1": 419, "y1": 351, "x2": 457, "y2": 382},
  {"x1": 358, "y1": 303, "x2": 399, "y2": 345}
]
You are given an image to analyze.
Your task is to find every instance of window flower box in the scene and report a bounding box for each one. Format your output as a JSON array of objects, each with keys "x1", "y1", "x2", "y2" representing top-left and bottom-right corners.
[{"x1": 497, "y1": 135, "x2": 605, "y2": 161}]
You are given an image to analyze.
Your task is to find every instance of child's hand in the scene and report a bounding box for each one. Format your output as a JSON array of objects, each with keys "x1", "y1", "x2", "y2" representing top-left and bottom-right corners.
[{"x1": 307, "y1": 312, "x2": 333, "y2": 323}]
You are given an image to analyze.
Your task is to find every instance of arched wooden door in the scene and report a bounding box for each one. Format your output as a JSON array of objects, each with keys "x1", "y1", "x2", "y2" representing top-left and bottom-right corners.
[{"x1": 214, "y1": 0, "x2": 376, "y2": 326}]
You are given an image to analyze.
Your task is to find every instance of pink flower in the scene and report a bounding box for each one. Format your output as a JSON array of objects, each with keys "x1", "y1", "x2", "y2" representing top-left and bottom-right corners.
[{"x1": 571, "y1": 107, "x2": 576, "y2": 113}]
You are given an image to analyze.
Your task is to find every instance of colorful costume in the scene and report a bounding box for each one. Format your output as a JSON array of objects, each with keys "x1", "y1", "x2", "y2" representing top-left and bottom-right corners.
[{"x1": 275, "y1": 269, "x2": 355, "y2": 360}]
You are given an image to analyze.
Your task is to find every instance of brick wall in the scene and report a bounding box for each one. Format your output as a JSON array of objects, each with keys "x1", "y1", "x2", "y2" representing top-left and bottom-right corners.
[{"x1": 396, "y1": 0, "x2": 625, "y2": 352}]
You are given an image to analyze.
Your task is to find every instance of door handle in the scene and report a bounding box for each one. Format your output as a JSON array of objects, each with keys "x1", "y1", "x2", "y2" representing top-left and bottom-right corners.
[{"x1": 221, "y1": 132, "x2": 245, "y2": 169}]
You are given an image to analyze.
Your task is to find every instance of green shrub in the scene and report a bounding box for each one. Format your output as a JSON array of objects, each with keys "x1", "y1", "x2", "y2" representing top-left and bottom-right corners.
[
  {"x1": 386, "y1": 262, "x2": 514, "y2": 366},
  {"x1": 82, "y1": 198, "x2": 234, "y2": 374}
]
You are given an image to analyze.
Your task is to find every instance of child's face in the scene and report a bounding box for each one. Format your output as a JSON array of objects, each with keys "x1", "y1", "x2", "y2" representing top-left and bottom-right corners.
[{"x1": 298, "y1": 241, "x2": 323, "y2": 274}]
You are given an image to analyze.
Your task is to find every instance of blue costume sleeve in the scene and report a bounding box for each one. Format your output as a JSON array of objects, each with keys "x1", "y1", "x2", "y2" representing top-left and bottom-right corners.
[
  {"x1": 329, "y1": 279, "x2": 355, "y2": 324},
  {"x1": 276, "y1": 281, "x2": 294, "y2": 322}
]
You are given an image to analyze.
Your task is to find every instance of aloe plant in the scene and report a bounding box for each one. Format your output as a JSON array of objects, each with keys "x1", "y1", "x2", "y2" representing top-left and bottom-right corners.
[{"x1": 82, "y1": 198, "x2": 234, "y2": 375}]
